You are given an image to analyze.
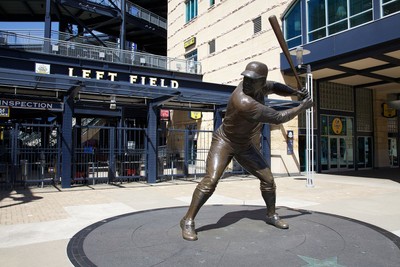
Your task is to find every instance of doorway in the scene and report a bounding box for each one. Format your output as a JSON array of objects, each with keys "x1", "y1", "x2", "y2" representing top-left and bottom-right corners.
[
  {"x1": 320, "y1": 115, "x2": 354, "y2": 172},
  {"x1": 388, "y1": 137, "x2": 398, "y2": 167},
  {"x1": 329, "y1": 136, "x2": 348, "y2": 170},
  {"x1": 358, "y1": 136, "x2": 373, "y2": 169}
]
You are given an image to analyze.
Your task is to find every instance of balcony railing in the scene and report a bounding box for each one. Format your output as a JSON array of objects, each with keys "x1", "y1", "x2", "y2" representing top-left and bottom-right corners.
[
  {"x1": 0, "y1": 31, "x2": 202, "y2": 74},
  {"x1": 5, "y1": 30, "x2": 120, "y2": 49}
]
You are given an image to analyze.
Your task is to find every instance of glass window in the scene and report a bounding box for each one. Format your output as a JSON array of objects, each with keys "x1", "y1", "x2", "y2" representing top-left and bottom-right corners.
[
  {"x1": 186, "y1": 0, "x2": 198, "y2": 23},
  {"x1": 382, "y1": 0, "x2": 400, "y2": 17},
  {"x1": 349, "y1": 0, "x2": 373, "y2": 27},
  {"x1": 327, "y1": 0, "x2": 348, "y2": 34},
  {"x1": 185, "y1": 49, "x2": 198, "y2": 61},
  {"x1": 308, "y1": 0, "x2": 327, "y2": 42},
  {"x1": 185, "y1": 49, "x2": 198, "y2": 73},
  {"x1": 284, "y1": 1, "x2": 302, "y2": 48},
  {"x1": 306, "y1": 0, "x2": 373, "y2": 42},
  {"x1": 210, "y1": 0, "x2": 215, "y2": 7}
]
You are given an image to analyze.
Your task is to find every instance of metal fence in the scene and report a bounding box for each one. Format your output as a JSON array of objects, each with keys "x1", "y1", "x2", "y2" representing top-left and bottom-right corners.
[
  {"x1": 157, "y1": 129, "x2": 208, "y2": 178},
  {"x1": 0, "y1": 121, "x2": 245, "y2": 189},
  {"x1": 0, "y1": 123, "x2": 61, "y2": 188},
  {"x1": 0, "y1": 31, "x2": 202, "y2": 74}
]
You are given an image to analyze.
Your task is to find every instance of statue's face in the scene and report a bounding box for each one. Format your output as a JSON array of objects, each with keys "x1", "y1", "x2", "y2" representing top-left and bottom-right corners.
[{"x1": 243, "y1": 77, "x2": 266, "y2": 95}]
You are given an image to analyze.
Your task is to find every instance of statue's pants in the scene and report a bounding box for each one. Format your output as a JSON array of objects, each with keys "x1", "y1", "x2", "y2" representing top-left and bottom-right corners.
[{"x1": 196, "y1": 127, "x2": 276, "y2": 195}]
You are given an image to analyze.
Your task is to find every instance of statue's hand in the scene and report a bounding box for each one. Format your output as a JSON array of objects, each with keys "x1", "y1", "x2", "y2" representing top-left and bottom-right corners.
[
  {"x1": 301, "y1": 97, "x2": 313, "y2": 110},
  {"x1": 296, "y1": 87, "x2": 309, "y2": 100}
]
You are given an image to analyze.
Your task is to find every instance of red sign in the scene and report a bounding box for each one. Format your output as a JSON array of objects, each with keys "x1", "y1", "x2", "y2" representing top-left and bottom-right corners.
[{"x1": 160, "y1": 109, "x2": 170, "y2": 121}]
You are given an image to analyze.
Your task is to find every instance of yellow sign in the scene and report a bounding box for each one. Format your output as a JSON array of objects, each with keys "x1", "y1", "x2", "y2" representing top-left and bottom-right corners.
[
  {"x1": 331, "y1": 118, "x2": 343, "y2": 135},
  {"x1": 190, "y1": 111, "x2": 202, "y2": 120},
  {"x1": 382, "y1": 103, "x2": 397, "y2": 118},
  {"x1": 184, "y1": 37, "x2": 196, "y2": 48}
]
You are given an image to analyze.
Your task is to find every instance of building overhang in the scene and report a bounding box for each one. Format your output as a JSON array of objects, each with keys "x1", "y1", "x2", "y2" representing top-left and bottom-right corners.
[{"x1": 281, "y1": 13, "x2": 400, "y2": 94}]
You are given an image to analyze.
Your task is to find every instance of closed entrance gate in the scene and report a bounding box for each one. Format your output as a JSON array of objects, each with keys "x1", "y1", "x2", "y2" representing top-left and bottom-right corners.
[
  {"x1": 0, "y1": 122, "x2": 61, "y2": 188},
  {"x1": 0, "y1": 121, "x2": 244, "y2": 188},
  {"x1": 73, "y1": 124, "x2": 147, "y2": 184}
]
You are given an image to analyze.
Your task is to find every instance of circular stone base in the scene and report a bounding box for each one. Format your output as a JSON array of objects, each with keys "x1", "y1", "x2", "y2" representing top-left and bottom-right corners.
[{"x1": 67, "y1": 205, "x2": 400, "y2": 267}]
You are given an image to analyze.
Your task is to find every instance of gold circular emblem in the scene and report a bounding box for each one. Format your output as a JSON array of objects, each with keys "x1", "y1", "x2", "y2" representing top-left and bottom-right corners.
[{"x1": 332, "y1": 118, "x2": 343, "y2": 135}]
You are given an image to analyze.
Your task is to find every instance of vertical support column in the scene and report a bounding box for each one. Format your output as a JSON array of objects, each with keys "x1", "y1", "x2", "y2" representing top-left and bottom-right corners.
[
  {"x1": 316, "y1": 80, "x2": 322, "y2": 173},
  {"x1": 354, "y1": 88, "x2": 359, "y2": 170},
  {"x1": 61, "y1": 96, "x2": 73, "y2": 188},
  {"x1": 397, "y1": 95, "x2": 400, "y2": 168},
  {"x1": 120, "y1": 0, "x2": 126, "y2": 51},
  {"x1": 10, "y1": 124, "x2": 18, "y2": 188},
  {"x1": 117, "y1": 113, "x2": 123, "y2": 154},
  {"x1": 146, "y1": 102, "x2": 158, "y2": 183},
  {"x1": 305, "y1": 65, "x2": 314, "y2": 187},
  {"x1": 109, "y1": 128, "x2": 116, "y2": 182},
  {"x1": 262, "y1": 124, "x2": 271, "y2": 168},
  {"x1": 373, "y1": 0, "x2": 381, "y2": 20},
  {"x1": 44, "y1": 0, "x2": 52, "y2": 52},
  {"x1": 184, "y1": 130, "x2": 189, "y2": 176}
]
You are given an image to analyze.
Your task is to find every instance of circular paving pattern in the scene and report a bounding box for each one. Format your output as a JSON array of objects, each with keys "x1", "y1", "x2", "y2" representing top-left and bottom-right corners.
[{"x1": 67, "y1": 205, "x2": 400, "y2": 267}]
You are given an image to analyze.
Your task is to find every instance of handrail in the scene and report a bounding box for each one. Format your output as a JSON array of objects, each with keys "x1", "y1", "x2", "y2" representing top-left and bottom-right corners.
[
  {"x1": 0, "y1": 31, "x2": 202, "y2": 74},
  {"x1": 4, "y1": 30, "x2": 120, "y2": 49}
]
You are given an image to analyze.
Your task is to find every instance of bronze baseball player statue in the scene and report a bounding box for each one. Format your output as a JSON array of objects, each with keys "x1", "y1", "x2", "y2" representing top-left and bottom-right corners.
[{"x1": 180, "y1": 61, "x2": 313, "y2": 241}]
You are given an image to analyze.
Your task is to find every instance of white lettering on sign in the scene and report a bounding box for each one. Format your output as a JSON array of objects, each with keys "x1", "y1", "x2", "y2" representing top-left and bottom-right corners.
[
  {"x1": 68, "y1": 68, "x2": 179, "y2": 89},
  {"x1": 0, "y1": 100, "x2": 63, "y2": 111}
]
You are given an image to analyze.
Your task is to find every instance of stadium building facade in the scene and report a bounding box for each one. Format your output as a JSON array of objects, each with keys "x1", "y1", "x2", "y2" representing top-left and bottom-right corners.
[{"x1": 168, "y1": 0, "x2": 400, "y2": 174}]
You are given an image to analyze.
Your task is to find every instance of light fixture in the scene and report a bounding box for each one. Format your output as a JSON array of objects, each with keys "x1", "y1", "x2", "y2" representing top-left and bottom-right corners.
[
  {"x1": 140, "y1": 57, "x2": 146, "y2": 65},
  {"x1": 290, "y1": 46, "x2": 310, "y2": 68}
]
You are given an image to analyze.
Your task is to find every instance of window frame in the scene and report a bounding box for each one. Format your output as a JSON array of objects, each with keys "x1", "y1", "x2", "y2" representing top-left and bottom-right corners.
[
  {"x1": 283, "y1": 0, "x2": 375, "y2": 46},
  {"x1": 381, "y1": 0, "x2": 400, "y2": 17},
  {"x1": 185, "y1": 0, "x2": 198, "y2": 23},
  {"x1": 284, "y1": 0, "x2": 302, "y2": 48}
]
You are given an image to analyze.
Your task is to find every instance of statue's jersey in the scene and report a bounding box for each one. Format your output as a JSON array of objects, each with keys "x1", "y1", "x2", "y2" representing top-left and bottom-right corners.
[{"x1": 222, "y1": 82, "x2": 265, "y2": 144}]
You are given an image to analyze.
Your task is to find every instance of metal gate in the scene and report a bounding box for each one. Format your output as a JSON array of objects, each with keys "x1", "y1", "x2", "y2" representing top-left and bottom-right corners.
[
  {"x1": 158, "y1": 128, "x2": 216, "y2": 179},
  {"x1": 114, "y1": 126, "x2": 147, "y2": 182},
  {"x1": 73, "y1": 122, "x2": 147, "y2": 185},
  {"x1": 0, "y1": 122, "x2": 61, "y2": 188}
]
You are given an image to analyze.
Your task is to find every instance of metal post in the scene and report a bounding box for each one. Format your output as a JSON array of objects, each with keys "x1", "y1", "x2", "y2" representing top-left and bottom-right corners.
[
  {"x1": 120, "y1": 0, "x2": 126, "y2": 51},
  {"x1": 306, "y1": 64, "x2": 314, "y2": 187},
  {"x1": 44, "y1": 0, "x2": 52, "y2": 53}
]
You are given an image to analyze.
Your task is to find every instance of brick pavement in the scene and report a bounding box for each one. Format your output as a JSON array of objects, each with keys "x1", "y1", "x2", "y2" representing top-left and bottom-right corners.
[{"x1": 0, "y1": 171, "x2": 400, "y2": 266}]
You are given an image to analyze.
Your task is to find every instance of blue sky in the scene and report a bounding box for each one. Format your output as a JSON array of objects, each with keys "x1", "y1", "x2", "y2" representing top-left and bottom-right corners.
[{"x1": 0, "y1": 22, "x2": 59, "y2": 31}]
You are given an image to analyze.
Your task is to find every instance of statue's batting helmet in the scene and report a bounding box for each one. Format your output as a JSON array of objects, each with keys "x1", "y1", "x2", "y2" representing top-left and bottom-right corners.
[{"x1": 241, "y1": 61, "x2": 268, "y2": 79}]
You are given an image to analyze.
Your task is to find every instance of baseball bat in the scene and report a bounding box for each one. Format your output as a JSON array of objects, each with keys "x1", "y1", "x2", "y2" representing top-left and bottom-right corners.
[{"x1": 268, "y1": 15, "x2": 302, "y2": 90}]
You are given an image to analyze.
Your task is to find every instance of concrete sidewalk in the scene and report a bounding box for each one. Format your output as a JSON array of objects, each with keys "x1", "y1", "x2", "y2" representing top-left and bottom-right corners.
[{"x1": 1, "y1": 172, "x2": 400, "y2": 266}]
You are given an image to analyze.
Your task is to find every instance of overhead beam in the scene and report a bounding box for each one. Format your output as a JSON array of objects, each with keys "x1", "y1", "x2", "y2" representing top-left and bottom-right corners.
[
  {"x1": 22, "y1": 1, "x2": 35, "y2": 16},
  {"x1": 58, "y1": 3, "x2": 107, "y2": 47},
  {"x1": 333, "y1": 65, "x2": 399, "y2": 84}
]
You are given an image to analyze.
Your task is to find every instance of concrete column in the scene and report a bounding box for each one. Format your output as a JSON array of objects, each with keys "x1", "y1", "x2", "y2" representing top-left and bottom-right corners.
[
  {"x1": 146, "y1": 102, "x2": 158, "y2": 183},
  {"x1": 61, "y1": 96, "x2": 73, "y2": 188}
]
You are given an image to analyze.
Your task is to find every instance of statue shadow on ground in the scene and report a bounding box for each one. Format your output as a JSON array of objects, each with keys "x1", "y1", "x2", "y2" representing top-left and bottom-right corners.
[{"x1": 196, "y1": 207, "x2": 311, "y2": 233}]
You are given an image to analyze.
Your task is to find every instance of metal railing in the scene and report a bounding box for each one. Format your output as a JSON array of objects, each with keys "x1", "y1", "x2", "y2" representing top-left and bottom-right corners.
[
  {"x1": 0, "y1": 31, "x2": 202, "y2": 74},
  {"x1": 2, "y1": 30, "x2": 120, "y2": 49}
]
